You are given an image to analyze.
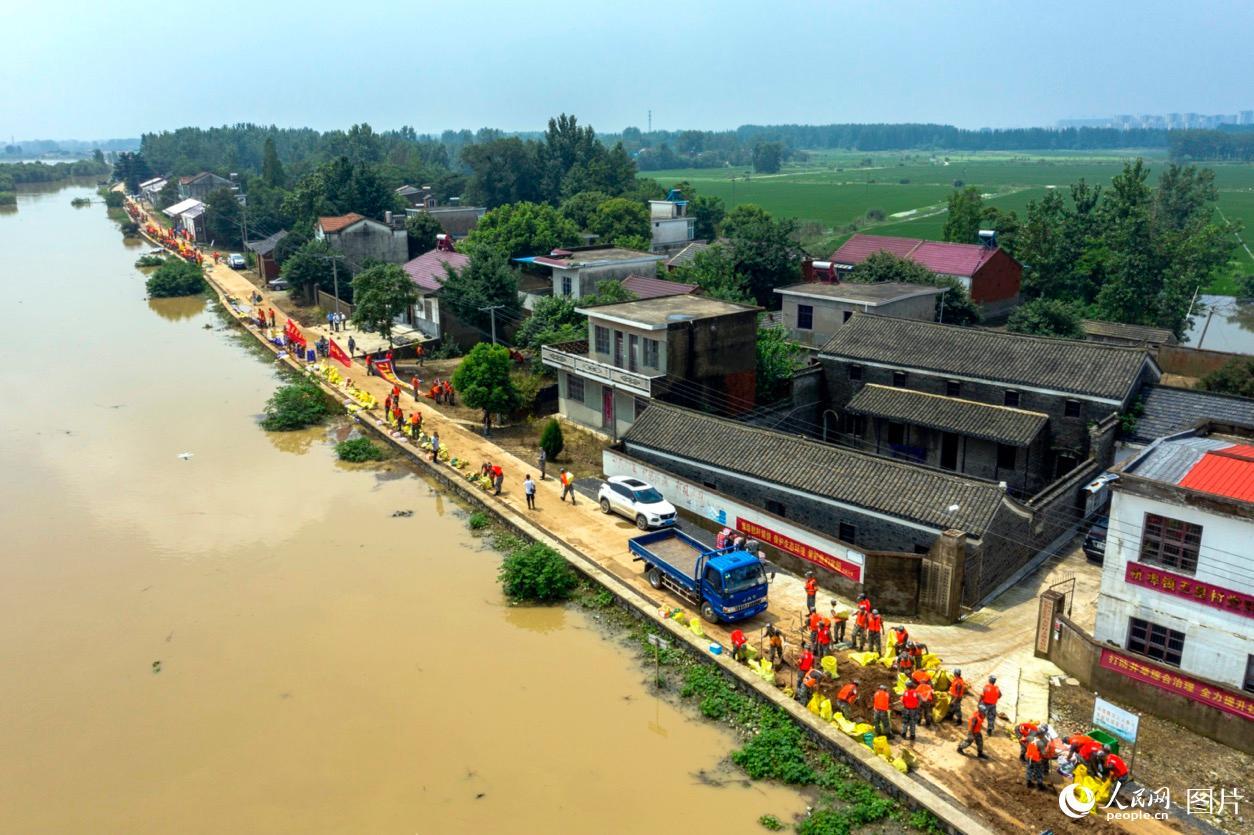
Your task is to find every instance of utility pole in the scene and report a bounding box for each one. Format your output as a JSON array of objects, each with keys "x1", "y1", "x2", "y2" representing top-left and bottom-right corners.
[
  {"x1": 314, "y1": 253, "x2": 346, "y2": 315},
  {"x1": 479, "y1": 305, "x2": 504, "y2": 344}
]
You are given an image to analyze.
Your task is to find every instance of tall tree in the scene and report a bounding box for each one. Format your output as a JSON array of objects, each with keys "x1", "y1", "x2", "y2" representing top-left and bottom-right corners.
[
  {"x1": 113, "y1": 151, "x2": 153, "y2": 194},
  {"x1": 281, "y1": 238, "x2": 339, "y2": 303},
  {"x1": 350, "y1": 263, "x2": 417, "y2": 343},
  {"x1": 1006, "y1": 298, "x2": 1084, "y2": 338},
  {"x1": 589, "y1": 197, "x2": 650, "y2": 246},
  {"x1": 720, "y1": 204, "x2": 803, "y2": 306},
  {"x1": 463, "y1": 202, "x2": 581, "y2": 261},
  {"x1": 670, "y1": 244, "x2": 752, "y2": 302},
  {"x1": 849, "y1": 252, "x2": 980, "y2": 325},
  {"x1": 943, "y1": 186, "x2": 984, "y2": 244},
  {"x1": 558, "y1": 190, "x2": 610, "y2": 231},
  {"x1": 260, "y1": 137, "x2": 286, "y2": 188},
  {"x1": 756, "y1": 322, "x2": 804, "y2": 401},
  {"x1": 405, "y1": 212, "x2": 444, "y2": 257},
  {"x1": 440, "y1": 249, "x2": 522, "y2": 336},
  {"x1": 453, "y1": 343, "x2": 522, "y2": 435},
  {"x1": 204, "y1": 188, "x2": 243, "y2": 248},
  {"x1": 689, "y1": 194, "x2": 725, "y2": 240},
  {"x1": 461, "y1": 137, "x2": 542, "y2": 208},
  {"x1": 752, "y1": 141, "x2": 783, "y2": 174}
]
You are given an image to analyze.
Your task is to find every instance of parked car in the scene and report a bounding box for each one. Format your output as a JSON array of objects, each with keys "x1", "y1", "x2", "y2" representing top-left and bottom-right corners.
[
  {"x1": 227, "y1": 253, "x2": 247, "y2": 269},
  {"x1": 1082, "y1": 515, "x2": 1109, "y2": 563},
  {"x1": 598, "y1": 476, "x2": 677, "y2": 530},
  {"x1": 267, "y1": 278, "x2": 290, "y2": 291}
]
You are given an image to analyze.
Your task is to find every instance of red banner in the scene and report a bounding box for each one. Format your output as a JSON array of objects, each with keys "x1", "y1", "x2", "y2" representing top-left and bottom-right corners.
[
  {"x1": 284, "y1": 319, "x2": 306, "y2": 348},
  {"x1": 1099, "y1": 648, "x2": 1254, "y2": 722},
  {"x1": 329, "y1": 339, "x2": 352, "y2": 368},
  {"x1": 1125, "y1": 562, "x2": 1254, "y2": 619},
  {"x1": 735, "y1": 517, "x2": 862, "y2": 582}
]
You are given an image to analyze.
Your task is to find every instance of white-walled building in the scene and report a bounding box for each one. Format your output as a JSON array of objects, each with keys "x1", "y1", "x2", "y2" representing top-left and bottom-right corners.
[
  {"x1": 1094, "y1": 422, "x2": 1254, "y2": 692},
  {"x1": 648, "y1": 189, "x2": 695, "y2": 254},
  {"x1": 530, "y1": 246, "x2": 663, "y2": 300}
]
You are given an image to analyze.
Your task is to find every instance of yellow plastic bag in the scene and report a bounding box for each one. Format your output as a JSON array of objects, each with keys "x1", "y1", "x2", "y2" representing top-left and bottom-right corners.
[
  {"x1": 852, "y1": 722, "x2": 874, "y2": 737},
  {"x1": 885, "y1": 632, "x2": 898, "y2": 658},
  {"x1": 932, "y1": 668, "x2": 951, "y2": 691},
  {"x1": 670, "y1": 610, "x2": 687, "y2": 623},
  {"x1": 755, "y1": 658, "x2": 774, "y2": 683},
  {"x1": 849, "y1": 651, "x2": 880, "y2": 666},
  {"x1": 832, "y1": 714, "x2": 858, "y2": 735},
  {"x1": 922, "y1": 653, "x2": 942, "y2": 669},
  {"x1": 879, "y1": 652, "x2": 897, "y2": 669},
  {"x1": 932, "y1": 693, "x2": 952, "y2": 724},
  {"x1": 872, "y1": 736, "x2": 892, "y2": 758},
  {"x1": 893, "y1": 672, "x2": 909, "y2": 695},
  {"x1": 891, "y1": 757, "x2": 909, "y2": 773},
  {"x1": 819, "y1": 698, "x2": 833, "y2": 721},
  {"x1": 808, "y1": 694, "x2": 822, "y2": 714},
  {"x1": 820, "y1": 656, "x2": 839, "y2": 676},
  {"x1": 688, "y1": 617, "x2": 705, "y2": 638}
]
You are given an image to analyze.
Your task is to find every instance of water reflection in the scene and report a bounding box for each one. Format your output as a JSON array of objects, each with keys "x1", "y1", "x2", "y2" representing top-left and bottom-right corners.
[
  {"x1": 147, "y1": 296, "x2": 206, "y2": 321},
  {"x1": 1186, "y1": 295, "x2": 1254, "y2": 354},
  {"x1": 502, "y1": 602, "x2": 569, "y2": 635},
  {"x1": 263, "y1": 423, "x2": 323, "y2": 455}
]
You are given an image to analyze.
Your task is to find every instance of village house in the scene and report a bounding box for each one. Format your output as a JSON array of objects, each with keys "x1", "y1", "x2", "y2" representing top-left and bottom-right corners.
[
  {"x1": 1081, "y1": 319, "x2": 1178, "y2": 349},
  {"x1": 648, "y1": 189, "x2": 696, "y2": 254},
  {"x1": 813, "y1": 314, "x2": 1160, "y2": 496},
  {"x1": 526, "y1": 245, "x2": 664, "y2": 300},
  {"x1": 773, "y1": 281, "x2": 942, "y2": 347},
  {"x1": 244, "y1": 230, "x2": 288, "y2": 281},
  {"x1": 665, "y1": 240, "x2": 712, "y2": 271},
  {"x1": 399, "y1": 241, "x2": 480, "y2": 345},
  {"x1": 541, "y1": 295, "x2": 758, "y2": 439},
  {"x1": 827, "y1": 233, "x2": 1022, "y2": 318},
  {"x1": 617, "y1": 274, "x2": 699, "y2": 300},
  {"x1": 1093, "y1": 421, "x2": 1254, "y2": 694},
  {"x1": 399, "y1": 185, "x2": 486, "y2": 240},
  {"x1": 315, "y1": 213, "x2": 409, "y2": 266},
  {"x1": 177, "y1": 171, "x2": 233, "y2": 202},
  {"x1": 163, "y1": 197, "x2": 207, "y2": 241}
]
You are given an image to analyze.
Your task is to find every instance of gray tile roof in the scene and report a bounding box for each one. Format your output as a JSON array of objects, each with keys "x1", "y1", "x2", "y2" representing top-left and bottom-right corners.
[
  {"x1": 665, "y1": 240, "x2": 709, "y2": 269},
  {"x1": 1082, "y1": 319, "x2": 1177, "y2": 345},
  {"x1": 820, "y1": 314, "x2": 1154, "y2": 402},
  {"x1": 244, "y1": 229, "x2": 288, "y2": 255},
  {"x1": 845, "y1": 384, "x2": 1048, "y2": 447},
  {"x1": 1130, "y1": 385, "x2": 1254, "y2": 443},
  {"x1": 622, "y1": 402, "x2": 1010, "y2": 536}
]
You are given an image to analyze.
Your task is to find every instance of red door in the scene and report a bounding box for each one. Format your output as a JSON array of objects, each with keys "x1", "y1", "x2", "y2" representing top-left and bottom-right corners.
[{"x1": 602, "y1": 387, "x2": 615, "y2": 430}]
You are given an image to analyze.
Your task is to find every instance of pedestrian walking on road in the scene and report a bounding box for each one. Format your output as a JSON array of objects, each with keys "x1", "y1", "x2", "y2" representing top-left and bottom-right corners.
[
  {"x1": 415, "y1": 343, "x2": 425, "y2": 367},
  {"x1": 268, "y1": 308, "x2": 276, "y2": 328},
  {"x1": 537, "y1": 448, "x2": 547, "y2": 480},
  {"x1": 957, "y1": 710, "x2": 987, "y2": 758},
  {"x1": 348, "y1": 335, "x2": 357, "y2": 357},
  {"x1": 872, "y1": 685, "x2": 893, "y2": 738},
  {"x1": 429, "y1": 431, "x2": 440, "y2": 462},
  {"x1": 980, "y1": 676, "x2": 1001, "y2": 734},
  {"x1": 327, "y1": 311, "x2": 334, "y2": 331},
  {"x1": 337, "y1": 311, "x2": 346, "y2": 331},
  {"x1": 804, "y1": 571, "x2": 818, "y2": 613},
  {"x1": 524, "y1": 474, "x2": 536, "y2": 510},
  {"x1": 559, "y1": 469, "x2": 576, "y2": 504}
]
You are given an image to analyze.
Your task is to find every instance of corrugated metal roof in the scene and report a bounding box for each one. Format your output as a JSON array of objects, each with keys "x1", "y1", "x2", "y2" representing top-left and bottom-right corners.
[
  {"x1": 163, "y1": 198, "x2": 203, "y2": 217},
  {"x1": 1177, "y1": 444, "x2": 1254, "y2": 502},
  {"x1": 830, "y1": 234, "x2": 1004, "y2": 278}
]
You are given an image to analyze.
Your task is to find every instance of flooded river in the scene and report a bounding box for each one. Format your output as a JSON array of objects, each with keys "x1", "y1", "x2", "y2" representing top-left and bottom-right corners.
[{"x1": 0, "y1": 185, "x2": 806, "y2": 833}]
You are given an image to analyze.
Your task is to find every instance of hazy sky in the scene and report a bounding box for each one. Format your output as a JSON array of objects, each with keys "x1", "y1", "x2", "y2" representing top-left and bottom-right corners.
[{"x1": 5, "y1": 0, "x2": 1252, "y2": 139}]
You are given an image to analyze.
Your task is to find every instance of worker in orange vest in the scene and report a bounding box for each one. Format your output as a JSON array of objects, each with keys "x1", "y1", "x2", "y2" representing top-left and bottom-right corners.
[
  {"x1": 409, "y1": 410, "x2": 422, "y2": 440},
  {"x1": 836, "y1": 680, "x2": 860, "y2": 719},
  {"x1": 807, "y1": 610, "x2": 823, "y2": 651},
  {"x1": 1016, "y1": 721, "x2": 1041, "y2": 761},
  {"x1": 947, "y1": 669, "x2": 968, "y2": 724},
  {"x1": 851, "y1": 606, "x2": 869, "y2": 651},
  {"x1": 980, "y1": 675, "x2": 1002, "y2": 733},
  {"x1": 764, "y1": 623, "x2": 784, "y2": 666},
  {"x1": 559, "y1": 469, "x2": 576, "y2": 504},
  {"x1": 798, "y1": 667, "x2": 823, "y2": 704},
  {"x1": 896, "y1": 646, "x2": 915, "y2": 674},
  {"x1": 795, "y1": 647, "x2": 814, "y2": 697},
  {"x1": 957, "y1": 709, "x2": 987, "y2": 758},
  {"x1": 816, "y1": 619, "x2": 832, "y2": 658},
  {"x1": 867, "y1": 609, "x2": 884, "y2": 655},
  {"x1": 1025, "y1": 730, "x2": 1047, "y2": 788},
  {"x1": 872, "y1": 685, "x2": 893, "y2": 738},
  {"x1": 1100, "y1": 746, "x2": 1129, "y2": 794},
  {"x1": 901, "y1": 683, "x2": 921, "y2": 740},
  {"x1": 804, "y1": 571, "x2": 818, "y2": 613},
  {"x1": 916, "y1": 679, "x2": 935, "y2": 727},
  {"x1": 830, "y1": 601, "x2": 847, "y2": 643},
  {"x1": 891, "y1": 624, "x2": 909, "y2": 651}
]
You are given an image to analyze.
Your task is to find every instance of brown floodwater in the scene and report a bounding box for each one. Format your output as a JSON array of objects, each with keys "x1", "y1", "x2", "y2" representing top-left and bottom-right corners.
[{"x1": 0, "y1": 184, "x2": 807, "y2": 833}]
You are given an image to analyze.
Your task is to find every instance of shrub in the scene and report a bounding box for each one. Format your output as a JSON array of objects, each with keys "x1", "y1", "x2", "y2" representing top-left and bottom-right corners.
[
  {"x1": 731, "y1": 710, "x2": 815, "y2": 784},
  {"x1": 539, "y1": 418, "x2": 565, "y2": 460},
  {"x1": 467, "y1": 511, "x2": 491, "y2": 530},
  {"x1": 335, "y1": 437, "x2": 386, "y2": 462},
  {"x1": 758, "y1": 815, "x2": 784, "y2": 831},
  {"x1": 498, "y1": 542, "x2": 578, "y2": 602},
  {"x1": 146, "y1": 259, "x2": 206, "y2": 298},
  {"x1": 864, "y1": 207, "x2": 886, "y2": 222},
  {"x1": 0, "y1": 192, "x2": 15, "y2": 206},
  {"x1": 260, "y1": 380, "x2": 332, "y2": 431},
  {"x1": 135, "y1": 253, "x2": 165, "y2": 267},
  {"x1": 120, "y1": 220, "x2": 140, "y2": 236},
  {"x1": 1200, "y1": 356, "x2": 1254, "y2": 398},
  {"x1": 102, "y1": 190, "x2": 124, "y2": 208}
]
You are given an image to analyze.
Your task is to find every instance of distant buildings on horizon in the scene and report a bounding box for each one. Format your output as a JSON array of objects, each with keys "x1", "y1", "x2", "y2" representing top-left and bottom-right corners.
[{"x1": 1057, "y1": 110, "x2": 1254, "y2": 130}]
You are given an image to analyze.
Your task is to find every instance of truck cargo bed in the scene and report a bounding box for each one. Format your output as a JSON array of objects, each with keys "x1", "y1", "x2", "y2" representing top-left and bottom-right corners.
[{"x1": 644, "y1": 535, "x2": 702, "y2": 577}]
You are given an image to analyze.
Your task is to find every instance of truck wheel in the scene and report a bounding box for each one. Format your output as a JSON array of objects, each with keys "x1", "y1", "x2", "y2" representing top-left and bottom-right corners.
[
  {"x1": 599, "y1": 498, "x2": 612, "y2": 514},
  {"x1": 701, "y1": 601, "x2": 719, "y2": 623},
  {"x1": 635, "y1": 514, "x2": 649, "y2": 530},
  {"x1": 647, "y1": 568, "x2": 663, "y2": 590}
]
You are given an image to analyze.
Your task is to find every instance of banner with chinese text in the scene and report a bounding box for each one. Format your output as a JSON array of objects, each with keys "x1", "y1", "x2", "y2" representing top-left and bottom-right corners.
[
  {"x1": 1099, "y1": 648, "x2": 1254, "y2": 721},
  {"x1": 735, "y1": 517, "x2": 862, "y2": 582},
  {"x1": 1125, "y1": 562, "x2": 1254, "y2": 619}
]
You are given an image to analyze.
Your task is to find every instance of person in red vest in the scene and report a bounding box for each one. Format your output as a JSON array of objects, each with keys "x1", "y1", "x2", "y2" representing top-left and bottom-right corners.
[
  {"x1": 830, "y1": 601, "x2": 848, "y2": 643},
  {"x1": 947, "y1": 669, "x2": 967, "y2": 724},
  {"x1": 1025, "y1": 731, "x2": 1047, "y2": 789},
  {"x1": 804, "y1": 571, "x2": 818, "y2": 613},
  {"x1": 901, "y1": 683, "x2": 921, "y2": 740},
  {"x1": 415, "y1": 343, "x2": 425, "y2": 367},
  {"x1": 799, "y1": 668, "x2": 823, "y2": 705},
  {"x1": 980, "y1": 676, "x2": 1002, "y2": 733},
  {"x1": 1016, "y1": 721, "x2": 1041, "y2": 761},
  {"x1": 957, "y1": 709, "x2": 987, "y2": 758},
  {"x1": 391, "y1": 385, "x2": 401, "y2": 404},
  {"x1": 409, "y1": 410, "x2": 421, "y2": 440},
  {"x1": 491, "y1": 463, "x2": 504, "y2": 496},
  {"x1": 867, "y1": 609, "x2": 884, "y2": 655},
  {"x1": 730, "y1": 628, "x2": 748, "y2": 663},
  {"x1": 816, "y1": 619, "x2": 832, "y2": 658},
  {"x1": 872, "y1": 685, "x2": 893, "y2": 738},
  {"x1": 891, "y1": 624, "x2": 909, "y2": 651},
  {"x1": 836, "y1": 680, "x2": 859, "y2": 719},
  {"x1": 268, "y1": 308, "x2": 276, "y2": 328},
  {"x1": 366, "y1": 354, "x2": 375, "y2": 376},
  {"x1": 1100, "y1": 746, "x2": 1129, "y2": 794},
  {"x1": 916, "y1": 679, "x2": 935, "y2": 727},
  {"x1": 383, "y1": 394, "x2": 393, "y2": 419},
  {"x1": 411, "y1": 375, "x2": 421, "y2": 399},
  {"x1": 807, "y1": 610, "x2": 822, "y2": 652},
  {"x1": 794, "y1": 647, "x2": 814, "y2": 698}
]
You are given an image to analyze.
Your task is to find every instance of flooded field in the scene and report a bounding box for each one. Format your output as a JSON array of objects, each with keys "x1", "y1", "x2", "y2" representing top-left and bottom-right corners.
[{"x1": 0, "y1": 184, "x2": 807, "y2": 833}]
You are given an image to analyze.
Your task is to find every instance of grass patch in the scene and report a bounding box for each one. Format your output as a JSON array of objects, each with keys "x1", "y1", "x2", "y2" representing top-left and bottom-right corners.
[
  {"x1": 335, "y1": 436, "x2": 386, "y2": 462},
  {"x1": 261, "y1": 380, "x2": 332, "y2": 431},
  {"x1": 467, "y1": 511, "x2": 491, "y2": 530},
  {"x1": 758, "y1": 814, "x2": 784, "y2": 831},
  {"x1": 135, "y1": 253, "x2": 165, "y2": 267}
]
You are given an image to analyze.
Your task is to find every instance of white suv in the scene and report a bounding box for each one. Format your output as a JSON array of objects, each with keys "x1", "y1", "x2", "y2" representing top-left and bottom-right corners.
[{"x1": 598, "y1": 476, "x2": 678, "y2": 530}]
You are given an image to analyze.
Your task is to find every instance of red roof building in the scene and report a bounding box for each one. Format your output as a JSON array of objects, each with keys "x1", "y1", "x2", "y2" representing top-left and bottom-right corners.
[
  {"x1": 316, "y1": 213, "x2": 367, "y2": 234},
  {"x1": 619, "y1": 274, "x2": 699, "y2": 300},
  {"x1": 402, "y1": 248, "x2": 469, "y2": 293},
  {"x1": 828, "y1": 234, "x2": 1022, "y2": 318}
]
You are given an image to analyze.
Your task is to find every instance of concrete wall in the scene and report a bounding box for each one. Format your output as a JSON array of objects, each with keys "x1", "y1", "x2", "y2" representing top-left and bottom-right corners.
[
  {"x1": 316, "y1": 290, "x2": 354, "y2": 318},
  {"x1": 663, "y1": 310, "x2": 759, "y2": 413},
  {"x1": 558, "y1": 371, "x2": 642, "y2": 439},
  {"x1": 1157, "y1": 344, "x2": 1246, "y2": 378},
  {"x1": 651, "y1": 217, "x2": 693, "y2": 248},
  {"x1": 326, "y1": 221, "x2": 409, "y2": 265},
  {"x1": 588, "y1": 319, "x2": 667, "y2": 374},
  {"x1": 1095, "y1": 488, "x2": 1254, "y2": 690},
  {"x1": 780, "y1": 293, "x2": 936, "y2": 348},
  {"x1": 555, "y1": 260, "x2": 660, "y2": 299}
]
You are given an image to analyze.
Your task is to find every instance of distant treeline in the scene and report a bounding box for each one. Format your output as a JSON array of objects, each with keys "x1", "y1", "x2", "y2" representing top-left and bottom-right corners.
[
  {"x1": 1168, "y1": 129, "x2": 1254, "y2": 162},
  {"x1": 3, "y1": 137, "x2": 137, "y2": 156},
  {"x1": 0, "y1": 158, "x2": 110, "y2": 189}
]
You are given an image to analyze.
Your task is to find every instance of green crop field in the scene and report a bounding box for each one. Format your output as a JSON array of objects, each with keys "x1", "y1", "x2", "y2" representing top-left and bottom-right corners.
[{"x1": 648, "y1": 150, "x2": 1254, "y2": 290}]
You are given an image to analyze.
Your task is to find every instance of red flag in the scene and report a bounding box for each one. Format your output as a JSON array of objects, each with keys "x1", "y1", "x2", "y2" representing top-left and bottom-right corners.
[
  {"x1": 284, "y1": 319, "x2": 306, "y2": 348},
  {"x1": 329, "y1": 338, "x2": 351, "y2": 368}
]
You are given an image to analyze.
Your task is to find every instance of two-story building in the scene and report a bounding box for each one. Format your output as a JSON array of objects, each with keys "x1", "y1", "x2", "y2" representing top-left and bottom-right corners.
[
  {"x1": 649, "y1": 189, "x2": 696, "y2": 254},
  {"x1": 528, "y1": 246, "x2": 664, "y2": 300},
  {"x1": 316, "y1": 213, "x2": 409, "y2": 266},
  {"x1": 1094, "y1": 421, "x2": 1254, "y2": 693},
  {"x1": 817, "y1": 315, "x2": 1160, "y2": 495},
  {"x1": 178, "y1": 171, "x2": 233, "y2": 202},
  {"x1": 163, "y1": 198, "x2": 207, "y2": 241},
  {"x1": 541, "y1": 295, "x2": 759, "y2": 438},
  {"x1": 773, "y1": 281, "x2": 942, "y2": 348}
]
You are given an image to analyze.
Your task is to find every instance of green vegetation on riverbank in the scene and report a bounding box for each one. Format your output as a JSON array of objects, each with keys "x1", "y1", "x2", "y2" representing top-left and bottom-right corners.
[
  {"x1": 146, "y1": 259, "x2": 206, "y2": 298},
  {"x1": 260, "y1": 380, "x2": 332, "y2": 431},
  {"x1": 0, "y1": 157, "x2": 109, "y2": 186},
  {"x1": 335, "y1": 436, "x2": 387, "y2": 462}
]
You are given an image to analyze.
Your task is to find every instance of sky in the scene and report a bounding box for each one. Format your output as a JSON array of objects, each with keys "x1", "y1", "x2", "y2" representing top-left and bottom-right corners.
[{"x1": 4, "y1": 0, "x2": 1253, "y2": 140}]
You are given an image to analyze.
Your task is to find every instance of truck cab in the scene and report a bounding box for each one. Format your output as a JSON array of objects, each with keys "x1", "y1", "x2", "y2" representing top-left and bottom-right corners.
[{"x1": 699, "y1": 550, "x2": 771, "y2": 622}]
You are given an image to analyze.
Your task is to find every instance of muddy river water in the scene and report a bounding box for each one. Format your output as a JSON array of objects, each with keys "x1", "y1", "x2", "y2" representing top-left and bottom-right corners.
[{"x1": 0, "y1": 185, "x2": 807, "y2": 833}]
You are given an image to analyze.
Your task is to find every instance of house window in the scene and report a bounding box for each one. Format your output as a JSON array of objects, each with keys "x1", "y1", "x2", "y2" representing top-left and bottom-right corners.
[
  {"x1": 561, "y1": 276, "x2": 572, "y2": 296},
  {"x1": 892, "y1": 370, "x2": 907, "y2": 387},
  {"x1": 797, "y1": 304, "x2": 814, "y2": 330},
  {"x1": 1127, "y1": 617, "x2": 1185, "y2": 667},
  {"x1": 946, "y1": 380, "x2": 962, "y2": 397},
  {"x1": 843, "y1": 413, "x2": 866, "y2": 438},
  {"x1": 996, "y1": 444, "x2": 1017, "y2": 470},
  {"x1": 642, "y1": 337, "x2": 659, "y2": 369},
  {"x1": 839, "y1": 522, "x2": 857, "y2": 543},
  {"x1": 1004, "y1": 390, "x2": 1021, "y2": 408},
  {"x1": 886, "y1": 422, "x2": 906, "y2": 446},
  {"x1": 848, "y1": 364, "x2": 863, "y2": 382},
  {"x1": 1139, "y1": 513, "x2": 1202, "y2": 574},
  {"x1": 1064, "y1": 399, "x2": 1082, "y2": 418},
  {"x1": 594, "y1": 325, "x2": 610, "y2": 355},
  {"x1": 566, "y1": 374, "x2": 585, "y2": 404},
  {"x1": 628, "y1": 334, "x2": 639, "y2": 372},
  {"x1": 765, "y1": 499, "x2": 787, "y2": 518}
]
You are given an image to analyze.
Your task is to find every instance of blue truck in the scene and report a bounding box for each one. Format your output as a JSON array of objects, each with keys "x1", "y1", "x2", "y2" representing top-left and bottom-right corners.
[{"x1": 629, "y1": 528, "x2": 771, "y2": 623}]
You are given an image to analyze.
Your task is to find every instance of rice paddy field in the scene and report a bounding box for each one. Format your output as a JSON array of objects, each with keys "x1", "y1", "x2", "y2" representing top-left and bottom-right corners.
[{"x1": 649, "y1": 149, "x2": 1254, "y2": 292}]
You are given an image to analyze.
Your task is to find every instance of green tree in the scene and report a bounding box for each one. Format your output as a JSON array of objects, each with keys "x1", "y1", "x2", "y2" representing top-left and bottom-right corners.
[
  {"x1": 204, "y1": 188, "x2": 243, "y2": 248},
  {"x1": 513, "y1": 294, "x2": 585, "y2": 349},
  {"x1": 405, "y1": 211, "x2": 444, "y2": 257},
  {"x1": 690, "y1": 194, "x2": 725, "y2": 240},
  {"x1": 752, "y1": 141, "x2": 783, "y2": 174},
  {"x1": 558, "y1": 190, "x2": 610, "y2": 230},
  {"x1": 1199, "y1": 357, "x2": 1254, "y2": 398},
  {"x1": 260, "y1": 136, "x2": 286, "y2": 188},
  {"x1": 113, "y1": 151, "x2": 153, "y2": 194},
  {"x1": 671, "y1": 244, "x2": 752, "y2": 302},
  {"x1": 498, "y1": 542, "x2": 578, "y2": 602},
  {"x1": 463, "y1": 201, "x2": 581, "y2": 261},
  {"x1": 590, "y1": 197, "x2": 649, "y2": 245},
  {"x1": 721, "y1": 205, "x2": 802, "y2": 306},
  {"x1": 92, "y1": 148, "x2": 105, "y2": 165},
  {"x1": 943, "y1": 186, "x2": 984, "y2": 244},
  {"x1": 756, "y1": 322, "x2": 803, "y2": 401},
  {"x1": 461, "y1": 137, "x2": 543, "y2": 208},
  {"x1": 539, "y1": 418, "x2": 565, "y2": 460},
  {"x1": 453, "y1": 343, "x2": 523, "y2": 435},
  {"x1": 350, "y1": 263, "x2": 417, "y2": 343},
  {"x1": 1016, "y1": 182, "x2": 1104, "y2": 302},
  {"x1": 261, "y1": 381, "x2": 332, "y2": 431},
  {"x1": 156, "y1": 178, "x2": 181, "y2": 210},
  {"x1": 281, "y1": 238, "x2": 339, "y2": 303},
  {"x1": 440, "y1": 249, "x2": 522, "y2": 335},
  {"x1": 1006, "y1": 298, "x2": 1085, "y2": 338},
  {"x1": 145, "y1": 259, "x2": 206, "y2": 298},
  {"x1": 849, "y1": 252, "x2": 980, "y2": 325}
]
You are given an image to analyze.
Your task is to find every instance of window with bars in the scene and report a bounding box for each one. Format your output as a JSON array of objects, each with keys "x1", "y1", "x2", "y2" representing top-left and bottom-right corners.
[
  {"x1": 1126, "y1": 616, "x2": 1185, "y2": 667},
  {"x1": 594, "y1": 325, "x2": 610, "y2": 355},
  {"x1": 797, "y1": 304, "x2": 814, "y2": 330},
  {"x1": 1138, "y1": 513, "x2": 1202, "y2": 574},
  {"x1": 642, "y1": 338, "x2": 659, "y2": 369},
  {"x1": 566, "y1": 374, "x2": 585, "y2": 404}
]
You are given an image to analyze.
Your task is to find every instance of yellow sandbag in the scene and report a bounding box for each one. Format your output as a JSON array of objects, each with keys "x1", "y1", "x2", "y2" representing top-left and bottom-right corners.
[
  {"x1": 899, "y1": 749, "x2": 917, "y2": 770},
  {"x1": 932, "y1": 669, "x2": 951, "y2": 691},
  {"x1": 879, "y1": 652, "x2": 896, "y2": 669},
  {"x1": 820, "y1": 656, "x2": 838, "y2": 676},
  {"x1": 688, "y1": 617, "x2": 704, "y2": 638},
  {"x1": 819, "y1": 698, "x2": 833, "y2": 721},
  {"x1": 755, "y1": 658, "x2": 774, "y2": 683},
  {"x1": 872, "y1": 736, "x2": 892, "y2": 758},
  {"x1": 892, "y1": 756, "x2": 909, "y2": 773},
  {"x1": 849, "y1": 651, "x2": 880, "y2": 666},
  {"x1": 893, "y1": 672, "x2": 909, "y2": 695},
  {"x1": 744, "y1": 643, "x2": 760, "y2": 660},
  {"x1": 832, "y1": 714, "x2": 858, "y2": 735},
  {"x1": 808, "y1": 694, "x2": 821, "y2": 714},
  {"x1": 932, "y1": 693, "x2": 952, "y2": 724},
  {"x1": 670, "y1": 610, "x2": 687, "y2": 623},
  {"x1": 748, "y1": 658, "x2": 764, "y2": 675},
  {"x1": 852, "y1": 722, "x2": 874, "y2": 737},
  {"x1": 885, "y1": 632, "x2": 898, "y2": 657},
  {"x1": 922, "y1": 653, "x2": 942, "y2": 669},
  {"x1": 1071, "y1": 765, "x2": 1111, "y2": 808}
]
